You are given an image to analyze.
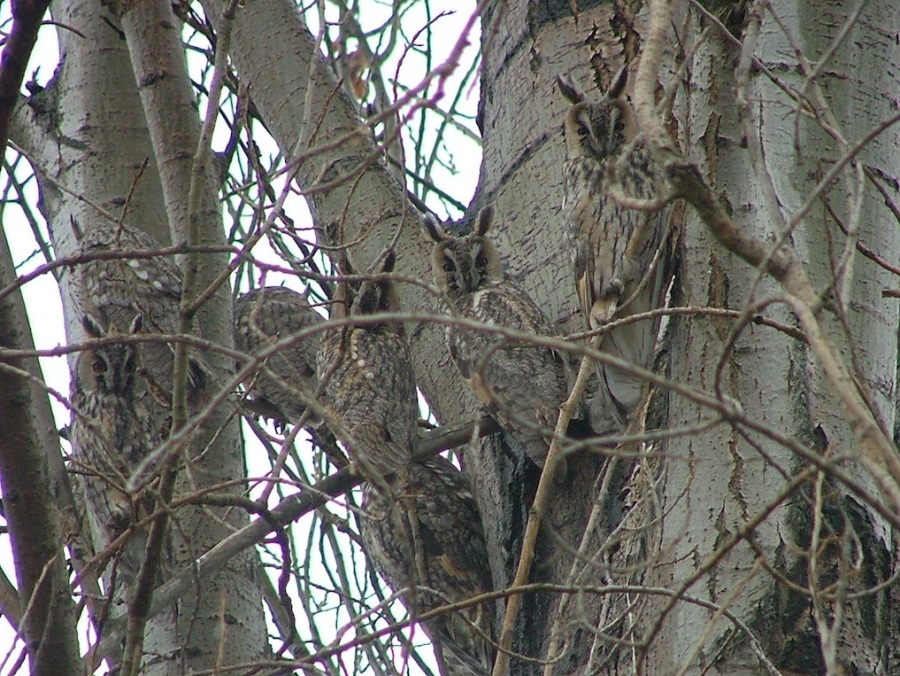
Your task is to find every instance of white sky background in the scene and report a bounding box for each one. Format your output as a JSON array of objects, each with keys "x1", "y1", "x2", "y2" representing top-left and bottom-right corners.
[{"x1": 0, "y1": 0, "x2": 481, "y2": 672}]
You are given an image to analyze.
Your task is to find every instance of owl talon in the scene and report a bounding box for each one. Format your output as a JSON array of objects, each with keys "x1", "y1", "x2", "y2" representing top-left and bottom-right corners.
[{"x1": 589, "y1": 298, "x2": 619, "y2": 329}]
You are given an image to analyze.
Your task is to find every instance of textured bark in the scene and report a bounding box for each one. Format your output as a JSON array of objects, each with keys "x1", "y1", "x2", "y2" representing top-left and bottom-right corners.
[
  {"x1": 479, "y1": 2, "x2": 633, "y2": 672},
  {"x1": 0, "y1": 1, "x2": 81, "y2": 670},
  {"x1": 17, "y1": 0, "x2": 268, "y2": 670},
  {"x1": 0, "y1": 253, "x2": 80, "y2": 675},
  {"x1": 113, "y1": 0, "x2": 268, "y2": 670},
  {"x1": 3, "y1": 0, "x2": 899, "y2": 672},
  {"x1": 651, "y1": 1, "x2": 900, "y2": 673},
  {"x1": 483, "y1": 0, "x2": 900, "y2": 673},
  {"x1": 199, "y1": 0, "x2": 463, "y2": 418},
  {"x1": 27, "y1": 1, "x2": 182, "y2": 664}
]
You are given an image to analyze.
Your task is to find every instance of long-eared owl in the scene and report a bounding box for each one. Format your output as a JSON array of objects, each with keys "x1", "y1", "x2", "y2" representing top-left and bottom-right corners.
[
  {"x1": 423, "y1": 207, "x2": 575, "y2": 473},
  {"x1": 233, "y1": 286, "x2": 324, "y2": 427},
  {"x1": 69, "y1": 313, "x2": 158, "y2": 581},
  {"x1": 316, "y1": 250, "x2": 418, "y2": 481},
  {"x1": 76, "y1": 222, "x2": 204, "y2": 402},
  {"x1": 559, "y1": 72, "x2": 670, "y2": 429},
  {"x1": 361, "y1": 454, "x2": 495, "y2": 675}
]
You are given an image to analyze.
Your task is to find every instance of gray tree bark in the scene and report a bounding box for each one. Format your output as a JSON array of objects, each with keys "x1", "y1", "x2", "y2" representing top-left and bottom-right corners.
[
  {"x1": 3, "y1": 0, "x2": 900, "y2": 673},
  {"x1": 13, "y1": 0, "x2": 269, "y2": 671}
]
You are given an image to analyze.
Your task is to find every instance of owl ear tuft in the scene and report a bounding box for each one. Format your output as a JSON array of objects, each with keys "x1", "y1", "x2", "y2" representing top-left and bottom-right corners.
[
  {"x1": 336, "y1": 249, "x2": 357, "y2": 277},
  {"x1": 421, "y1": 213, "x2": 445, "y2": 243},
  {"x1": 82, "y1": 313, "x2": 105, "y2": 339},
  {"x1": 474, "y1": 205, "x2": 494, "y2": 237},
  {"x1": 556, "y1": 75, "x2": 584, "y2": 105},
  {"x1": 129, "y1": 314, "x2": 144, "y2": 335},
  {"x1": 607, "y1": 66, "x2": 628, "y2": 100},
  {"x1": 380, "y1": 249, "x2": 396, "y2": 274}
]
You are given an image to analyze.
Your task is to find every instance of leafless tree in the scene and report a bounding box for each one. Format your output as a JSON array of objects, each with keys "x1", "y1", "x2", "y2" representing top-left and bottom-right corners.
[{"x1": 0, "y1": 0, "x2": 898, "y2": 674}]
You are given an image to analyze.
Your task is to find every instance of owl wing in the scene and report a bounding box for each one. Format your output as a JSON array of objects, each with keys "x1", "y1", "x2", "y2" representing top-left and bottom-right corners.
[
  {"x1": 70, "y1": 410, "x2": 132, "y2": 530},
  {"x1": 463, "y1": 283, "x2": 571, "y2": 468},
  {"x1": 363, "y1": 458, "x2": 494, "y2": 675},
  {"x1": 80, "y1": 226, "x2": 183, "y2": 332},
  {"x1": 234, "y1": 287, "x2": 324, "y2": 423},
  {"x1": 613, "y1": 139, "x2": 668, "y2": 306},
  {"x1": 70, "y1": 384, "x2": 162, "y2": 584},
  {"x1": 376, "y1": 334, "x2": 419, "y2": 462},
  {"x1": 318, "y1": 328, "x2": 417, "y2": 478},
  {"x1": 412, "y1": 457, "x2": 494, "y2": 674},
  {"x1": 410, "y1": 457, "x2": 491, "y2": 592},
  {"x1": 475, "y1": 282, "x2": 570, "y2": 397},
  {"x1": 79, "y1": 225, "x2": 205, "y2": 400},
  {"x1": 564, "y1": 155, "x2": 607, "y2": 326}
]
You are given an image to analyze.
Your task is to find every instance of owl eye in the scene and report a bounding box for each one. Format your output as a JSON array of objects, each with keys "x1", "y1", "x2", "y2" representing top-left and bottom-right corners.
[
  {"x1": 614, "y1": 119, "x2": 625, "y2": 134},
  {"x1": 377, "y1": 285, "x2": 392, "y2": 312},
  {"x1": 443, "y1": 258, "x2": 457, "y2": 273},
  {"x1": 474, "y1": 249, "x2": 488, "y2": 270},
  {"x1": 92, "y1": 358, "x2": 107, "y2": 374},
  {"x1": 356, "y1": 286, "x2": 378, "y2": 314}
]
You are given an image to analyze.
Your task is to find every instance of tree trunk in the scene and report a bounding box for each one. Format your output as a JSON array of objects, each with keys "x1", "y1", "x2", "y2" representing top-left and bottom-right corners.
[
  {"x1": 17, "y1": 0, "x2": 269, "y2": 671},
  {"x1": 3, "y1": 0, "x2": 900, "y2": 672},
  {"x1": 480, "y1": 0, "x2": 900, "y2": 673}
]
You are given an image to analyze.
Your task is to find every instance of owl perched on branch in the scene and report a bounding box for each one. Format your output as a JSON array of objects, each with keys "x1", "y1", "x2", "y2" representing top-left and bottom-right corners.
[
  {"x1": 423, "y1": 207, "x2": 577, "y2": 474},
  {"x1": 70, "y1": 313, "x2": 157, "y2": 581},
  {"x1": 316, "y1": 250, "x2": 418, "y2": 480},
  {"x1": 233, "y1": 286, "x2": 324, "y2": 427},
  {"x1": 76, "y1": 221, "x2": 205, "y2": 403},
  {"x1": 559, "y1": 72, "x2": 670, "y2": 428},
  {"x1": 361, "y1": 455, "x2": 495, "y2": 676}
]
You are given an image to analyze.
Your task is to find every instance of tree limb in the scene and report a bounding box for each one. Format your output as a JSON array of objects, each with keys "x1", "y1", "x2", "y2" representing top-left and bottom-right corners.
[{"x1": 91, "y1": 414, "x2": 499, "y2": 660}]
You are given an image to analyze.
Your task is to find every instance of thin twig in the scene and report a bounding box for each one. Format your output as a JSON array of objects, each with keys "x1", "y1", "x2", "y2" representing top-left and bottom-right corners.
[{"x1": 491, "y1": 350, "x2": 597, "y2": 675}]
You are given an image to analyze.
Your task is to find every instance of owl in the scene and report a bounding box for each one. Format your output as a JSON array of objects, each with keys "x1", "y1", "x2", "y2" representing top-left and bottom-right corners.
[
  {"x1": 233, "y1": 286, "x2": 324, "y2": 426},
  {"x1": 361, "y1": 455, "x2": 495, "y2": 675},
  {"x1": 316, "y1": 250, "x2": 418, "y2": 481},
  {"x1": 70, "y1": 313, "x2": 159, "y2": 581},
  {"x1": 76, "y1": 222, "x2": 204, "y2": 402},
  {"x1": 559, "y1": 73, "x2": 669, "y2": 426},
  {"x1": 423, "y1": 207, "x2": 575, "y2": 473}
]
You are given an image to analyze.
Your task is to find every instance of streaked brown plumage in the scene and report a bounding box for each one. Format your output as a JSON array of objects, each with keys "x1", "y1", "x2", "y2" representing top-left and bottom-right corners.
[
  {"x1": 76, "y1": 222, "x2": 205, "y2": 403},
  {"x1": 361, "y1": 455, "x2": 495, "y2": 675},
  {"x1": 423, "y1": 207, "x2": 574, "y2": 472},
  {"x1": 233, "y1": 286, "x2": 324, "y2": 426},
  {"x1": 70, "y1": 313, "x2": 157, "y2": 581},
  {"x1": 316, "y1": 251, "x2": 417, "y2": 480},
  {"x1": 559, "y1": 73, "x2": 669, "y2": 428}
]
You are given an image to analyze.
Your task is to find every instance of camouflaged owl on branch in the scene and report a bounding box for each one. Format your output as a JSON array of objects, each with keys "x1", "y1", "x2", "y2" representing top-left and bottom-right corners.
[
  {"x1": 361, "y1": 455, "x2": 495, "y2": 676},
  {"x1": 316, "y1": 250, "x2": 418, "y2": 481},
  {"x1": 424, "y1": 207, "x2": 577, "y2": 474},
  {"x1": 70, "y1": 313, "x2": 157, "y2": 582},
  {"x1": 233, "y1": 286, "x2": 325, "y2": 427},
  {"x1": 559, "y1": 71, "x2": 671, "y2": 429},
  {"x1": 76, "y1": 221, "x2": 205, "y2": 405}
]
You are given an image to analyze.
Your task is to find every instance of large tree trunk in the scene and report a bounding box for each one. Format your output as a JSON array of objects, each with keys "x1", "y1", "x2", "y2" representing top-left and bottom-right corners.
[
  {"x1": 3, "y1": 0, "x2": 900, "y2": 672},
  {"x1": 653, "y1": 3, "x2": 900, "y2": 672},
  {"x1": 477, "y1": 2, "x2": 622, "y2": 671},
  {"x1": 15, "y1": 0, "x2": 269, "y2": 671},
  {"x1": 479, "y1": 0, "x2": 900, "y2": 673}
]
